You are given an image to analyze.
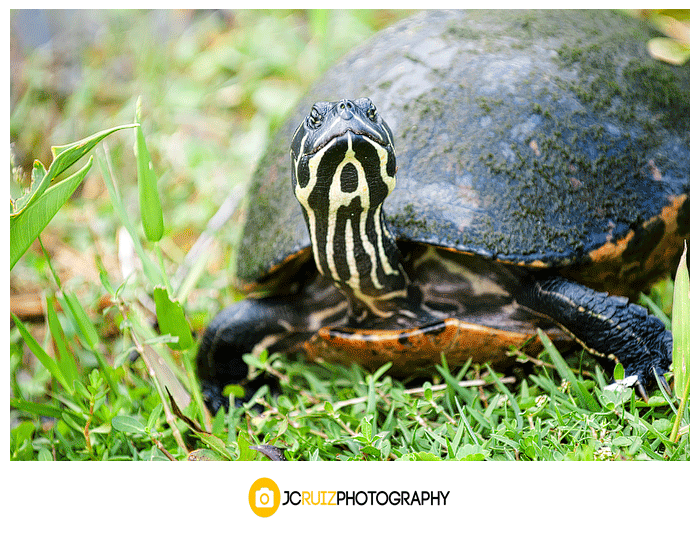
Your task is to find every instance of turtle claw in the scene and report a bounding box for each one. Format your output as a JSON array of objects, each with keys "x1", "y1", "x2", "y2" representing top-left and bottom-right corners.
[
  {"x1": 656, "y1": 372, "x2": 673, "y2": 396},
  {"x1": 635, "y1": 382, "x2": 649, "y2": 402}
]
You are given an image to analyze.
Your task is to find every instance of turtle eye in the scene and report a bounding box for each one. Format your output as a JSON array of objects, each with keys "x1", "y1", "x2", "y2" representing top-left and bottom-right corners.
[
  {"x1": 307, "y1": 106, "x2": 323, "y2": 129},
  {"x1": 367, "y1": 103, "x2": 378, "y2": 122}
]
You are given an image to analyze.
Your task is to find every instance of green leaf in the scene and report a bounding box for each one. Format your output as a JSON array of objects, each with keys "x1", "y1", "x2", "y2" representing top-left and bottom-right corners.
[
  {"x1": 10, "y1": 170, "x2": 40, "y2": 214},
  {"x1": 237, "y1": 431, "x2": 258, "y2": 461},
  {"x1": 194, "y1": 431, "x2": 234, "y2": 461},
  {"x1": 11, "y1": 312, "x2": 71, "y2": 392},
  {"x1": 112, "y1": 415, "x2": 146, "y2": 435},
  {"x1": 134, "y1": 101, "x2": 164, "y2": 242},
  {"x1": 153, "y1": 286, "x2": 194, "y2": 350},
  {"x1": 13, "y1": 160, "x2": 47, "y2": 214},
  {"x1": 89, "y1": 423, "x2": 112, "y2": 436},
  {"x1": 612, "y1": 436, "x2": 633, "y2": 447},
  {"x1": 423, "y1": 382, "x2": 433, "y2": 401},
  {"x1": 10, "y1": 157, "x2": 92, "y2": 269},
  {"x1": 220, "y1": 384, "x2": 244, "y2": 399},
  {"x1": 98, "y1": 270, "x2": 116, "y2": 296},
  {"x1": 671, "y1": 243, "x2": 689, "y2": 398},
  {"x1": 652, "y1": 418, "x2": 672, "y2": 435},
  {"x1": 613, "y1": 362, "x2": 625, "y2": 382},
  {"x1": 146, "y1": 403, "x2": 163, "y2": 433},
  {"x1": 397, "y1": 452, "x2": 442, "y2": 461},
  {"x1": 361, "y1": 415, "x2": 373, "y2": 442},
  {"x1": 74, "y1": 380, "x2": 92, "y2": 401},
  {"x1": 10, "y1": 398, "x2": 64, "y2": 419},
  {"x1": 11, "y1": 421, "x2": 36, "y2": 459},
  {"x1": 37, "y1": 448, "x2": 53, "y2": 461},
  {"x1": 360, "y1": 445, "x2": 383, "y2": 458},
  {"x1": 11, "y1": 124, "x2": 137, "y2": 216}
]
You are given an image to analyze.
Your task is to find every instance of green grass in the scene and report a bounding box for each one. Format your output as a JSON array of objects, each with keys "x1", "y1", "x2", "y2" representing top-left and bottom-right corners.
[{"x1": 10, "y1": 10, "x2": 689, "y2": 462}]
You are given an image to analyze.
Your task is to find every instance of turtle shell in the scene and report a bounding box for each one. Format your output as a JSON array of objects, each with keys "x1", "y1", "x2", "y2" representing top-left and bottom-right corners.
[{"x1": 237, "y1": 10, "x2": 689, "y2": 294}]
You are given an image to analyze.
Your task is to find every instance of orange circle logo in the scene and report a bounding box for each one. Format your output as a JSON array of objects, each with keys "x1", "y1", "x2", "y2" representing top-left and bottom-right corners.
[{"x1": 249, "y1": 478, "x2": 281, "y2": 517}]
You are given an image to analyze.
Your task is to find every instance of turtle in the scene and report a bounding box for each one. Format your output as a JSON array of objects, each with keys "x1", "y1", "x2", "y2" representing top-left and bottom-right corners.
[{"x1": 197, "y1": 10, "x2": 689, "y2": 412}]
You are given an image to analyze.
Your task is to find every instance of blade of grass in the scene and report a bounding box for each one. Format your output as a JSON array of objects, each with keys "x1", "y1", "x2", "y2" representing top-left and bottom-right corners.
[
  {"x1": 134, "y1": 99, "x2": 164, "y2": 243},
  {"x1": 59, "y1": 290, "x2": 118, "y2": 397},
  {"x1": 10, "y1": 398, "x2": 64, "y2": 419},
  {"x1": 181, "y1": 345, "x2": 207, "y2": 430},
  {"x1": 670, "y1": 243, "x2": 690, "y2": 442},
  {"x1": 485, "y1": 363, "x2": 523, "y2": 431},
  {"x1": 670, "y1": 378, "x2": 690, "y2": 443},
  {"x1": 127, "y1": 307, "x2": 191, "y2": 409},
  {"x1": 537, "y1": 329, "x2": 600, "y2": 412},
  {"x1": 45, "y1": 295, "x2": 80, "y2": 390},
  {"x1": 11, "y1": 312, "x2": 72, "y2": 394},
  {"x1": 97, "y1": 146, "x2": 163, "y2": 286},
  {"x1": 638, "y1": 293, "x2": 671, "y2": 330},
  {"x1": 671, "y1": 243, "x2": 689, "y2": 398}
]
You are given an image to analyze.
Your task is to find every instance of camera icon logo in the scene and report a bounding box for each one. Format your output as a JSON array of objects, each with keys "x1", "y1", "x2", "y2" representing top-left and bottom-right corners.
[
  {"x1": 249, "y1": 478, "x2": 280, "y2": 517},
  {"x1": 255, "y1": 487, "x2": 274, "y2": 508}
]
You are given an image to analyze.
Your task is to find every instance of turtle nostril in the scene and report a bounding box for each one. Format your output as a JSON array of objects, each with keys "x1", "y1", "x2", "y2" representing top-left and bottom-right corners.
[{"x1": 338, "y1": 99, "x2": 354, "y2": 120}]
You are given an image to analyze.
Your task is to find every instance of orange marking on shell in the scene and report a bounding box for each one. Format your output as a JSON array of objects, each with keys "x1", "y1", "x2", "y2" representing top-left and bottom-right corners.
[
  {"x1": 577, "y1": 194, "x2": 688, "y2": 295},
  {"x1": 307, "y1": 319, "x2": 570, "y2": 373}
]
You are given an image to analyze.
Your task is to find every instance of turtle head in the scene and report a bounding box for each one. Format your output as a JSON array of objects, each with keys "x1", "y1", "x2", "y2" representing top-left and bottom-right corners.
[
  {"x1": 290, "y1": 99, "x2": 407, "y2": 320},
  {"x1": 291, "y1": 98, "x2": 395, "y2": 166}
]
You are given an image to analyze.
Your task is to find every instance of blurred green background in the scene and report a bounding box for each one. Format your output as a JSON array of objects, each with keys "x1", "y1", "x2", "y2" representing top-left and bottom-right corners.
[{"x1": 10, "y1": 9, "x2": 410, "y2": 323}]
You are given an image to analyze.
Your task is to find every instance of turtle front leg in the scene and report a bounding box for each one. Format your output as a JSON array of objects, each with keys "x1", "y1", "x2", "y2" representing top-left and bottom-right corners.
[
  {"x1": 516, "y1": 275, "x2": 672, "y2": 397},
  {"x1": 197, "y1": 297, "x2": 294, "y2": 413},
  {"x1": 197, "y1": 285, "x2": 347, "y2": 413}
]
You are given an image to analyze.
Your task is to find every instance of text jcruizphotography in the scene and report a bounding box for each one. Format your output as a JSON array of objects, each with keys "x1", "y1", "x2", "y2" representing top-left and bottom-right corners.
[
  {"x1": 282, "y1": 489, "x2": 450, "y2": 506},
  {"x1": 249, "y1": 478, "x2": 450, "y2": 517}
]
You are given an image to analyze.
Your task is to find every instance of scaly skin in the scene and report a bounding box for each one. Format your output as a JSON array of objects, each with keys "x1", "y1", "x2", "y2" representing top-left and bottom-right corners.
[{"x1": 516, "y1": 275, "x2": 672, "y2": 394}]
